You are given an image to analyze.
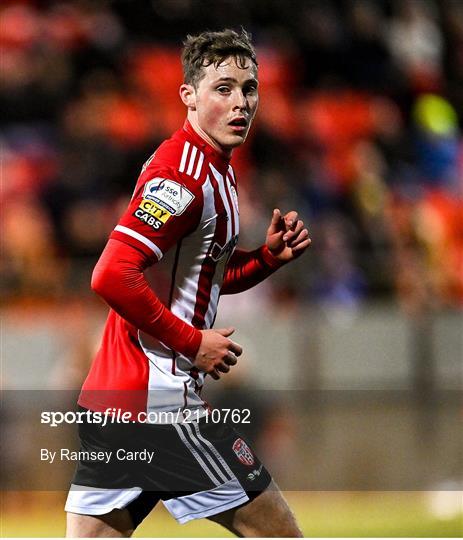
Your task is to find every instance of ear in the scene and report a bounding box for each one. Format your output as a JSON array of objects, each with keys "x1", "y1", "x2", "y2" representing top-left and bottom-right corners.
[{"x1": 179, "y1": 83, "x2": 196, "y2": 110}]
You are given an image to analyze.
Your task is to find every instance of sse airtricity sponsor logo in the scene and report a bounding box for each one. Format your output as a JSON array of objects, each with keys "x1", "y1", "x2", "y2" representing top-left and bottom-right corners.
[{"x1": 143, "y1": 178, "x2": 194, "y2": 215}]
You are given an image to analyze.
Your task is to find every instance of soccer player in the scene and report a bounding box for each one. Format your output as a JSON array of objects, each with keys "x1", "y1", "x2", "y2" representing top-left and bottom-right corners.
[{"x1": 65, "y1": 29, "x2": 310, "y2": 537}]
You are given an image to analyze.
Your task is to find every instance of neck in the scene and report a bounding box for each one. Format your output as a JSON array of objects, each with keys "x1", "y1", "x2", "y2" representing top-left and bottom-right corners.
[{"x1": 187, "y1": 111, "x2": 232, "y2": 159}]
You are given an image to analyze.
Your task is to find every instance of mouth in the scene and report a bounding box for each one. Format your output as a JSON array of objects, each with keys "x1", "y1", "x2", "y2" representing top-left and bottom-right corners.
[{"x1": 228, "y1": 117, "x2": 248, "y2": 132}]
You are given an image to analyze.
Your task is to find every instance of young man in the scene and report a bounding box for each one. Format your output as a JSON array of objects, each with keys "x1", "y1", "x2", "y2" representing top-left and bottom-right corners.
[{"x1": 65, "y1": 29, "x2": 310, "y2": 537}]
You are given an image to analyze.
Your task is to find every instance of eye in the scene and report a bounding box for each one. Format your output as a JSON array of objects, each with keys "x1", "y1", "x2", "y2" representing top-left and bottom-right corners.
[
  {"x1": 244, "y1": 85, "x2": 258, "y2": 96},
  {"x1": 216, "y1": 86, "x2": 231, "y2": 94}
]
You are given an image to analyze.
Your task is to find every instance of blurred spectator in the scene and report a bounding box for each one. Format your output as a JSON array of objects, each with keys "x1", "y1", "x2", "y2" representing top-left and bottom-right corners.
[
  {"x1": 386, "y1": 0, "x2": 444, "y2": 93},
  {"x1": 412, "y1": 94, "x2": 460, "y2": 188}
]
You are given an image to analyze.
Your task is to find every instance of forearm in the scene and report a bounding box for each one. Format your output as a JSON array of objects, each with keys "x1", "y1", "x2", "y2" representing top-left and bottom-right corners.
[
  {"x1": 221, "y1": 246, "x2": 284, "y2": 295},
  {"x1": 91, "y1": 239, "x2": 202, "y2": 358}
]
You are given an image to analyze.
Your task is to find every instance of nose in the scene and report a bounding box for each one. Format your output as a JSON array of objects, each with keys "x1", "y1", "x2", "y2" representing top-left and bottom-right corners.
[{"x1": 233, "y1": 90, "x2": 247, "y2": 111}]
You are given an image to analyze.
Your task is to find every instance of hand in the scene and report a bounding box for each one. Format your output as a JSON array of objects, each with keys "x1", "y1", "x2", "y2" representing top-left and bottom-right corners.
[
  {"x1": 266, "y1": 208, "x2": 311, "y2": 263},
  {"x1": 194, "y1": 327, "x2": 243, "y2": 380}
]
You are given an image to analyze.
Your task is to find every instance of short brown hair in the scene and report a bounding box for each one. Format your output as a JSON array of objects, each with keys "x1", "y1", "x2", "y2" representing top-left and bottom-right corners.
[{"x1": 182, "y1": 28, "x2": 258, "y2": 88}]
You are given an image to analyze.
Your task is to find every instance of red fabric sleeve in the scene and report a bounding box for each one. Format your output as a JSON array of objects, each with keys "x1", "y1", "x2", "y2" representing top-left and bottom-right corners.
[
  {"x1": 91, "y1": 238, "x2": 203, "y2": 358},
  {"x1": 221, "y1": 245, "x2": 285, "y2": 295}
]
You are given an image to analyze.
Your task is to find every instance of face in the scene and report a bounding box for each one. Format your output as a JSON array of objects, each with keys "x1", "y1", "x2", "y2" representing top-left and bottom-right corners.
[{"x1": 181, "y1": 56, "x2": 259, "y2": 155}]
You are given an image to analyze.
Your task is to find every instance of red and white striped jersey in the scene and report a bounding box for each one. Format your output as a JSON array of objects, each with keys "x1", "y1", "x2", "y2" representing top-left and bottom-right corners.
[{"x1": 79, "y1": 121, "x2": 241, "y2": 420}]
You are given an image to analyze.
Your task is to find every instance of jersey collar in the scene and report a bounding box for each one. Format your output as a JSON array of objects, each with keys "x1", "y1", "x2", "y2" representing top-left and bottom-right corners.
[{"x1": 182, "y1": 120, "x2": 231, "y2": 173}]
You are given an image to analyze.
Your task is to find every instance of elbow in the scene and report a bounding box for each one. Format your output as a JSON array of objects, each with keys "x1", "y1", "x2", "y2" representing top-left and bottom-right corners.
[
  {"x1": 91, "y1": 267, "x2": 103, "y2": 296},
  {"x1": 91, "y1": 266, "x2": 105, "y2": 298},
  {"x1": 91, "y1": 260, "x2": 114, "y2": 301},
  {"x1": 90, "y1": 239, "x2": 145, "y2": 303},
  {"x1": 91, "y1": 238, "x2": 123, "y2": 299}
]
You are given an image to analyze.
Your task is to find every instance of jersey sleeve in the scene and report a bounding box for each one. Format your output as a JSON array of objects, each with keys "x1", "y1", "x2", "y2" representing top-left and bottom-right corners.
[
  {"x1": 91, "y1": 238, "x2": 202, "y2": 358},
  {"x1": 221, "y1": 246, "x2": 285, "y2": 294},
  {"x1": 110, "y1": 164, "x2": 203, "y2": 260}
]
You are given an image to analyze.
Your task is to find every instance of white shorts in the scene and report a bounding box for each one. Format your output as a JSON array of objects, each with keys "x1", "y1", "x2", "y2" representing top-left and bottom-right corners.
[{"x1": 65, "y1": 478, "x2": 250, "y2": 524}]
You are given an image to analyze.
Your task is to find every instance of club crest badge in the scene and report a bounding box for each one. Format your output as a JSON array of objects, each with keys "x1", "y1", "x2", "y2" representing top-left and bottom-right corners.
[{"x1": 232, "y1": 438, "x2": 255, "y2": 466}]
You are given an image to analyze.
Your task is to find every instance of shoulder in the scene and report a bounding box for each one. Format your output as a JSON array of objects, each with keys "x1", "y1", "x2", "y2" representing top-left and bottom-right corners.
[
  {"x1": 142, "y1": 135, "x2": 209, "y2": 189},
  {"x1": 132, "y1": 138, "x2": 209, "y2": 216},
  {"x1": 149, "y1": 131, "x2": 207, "y2": 179}
]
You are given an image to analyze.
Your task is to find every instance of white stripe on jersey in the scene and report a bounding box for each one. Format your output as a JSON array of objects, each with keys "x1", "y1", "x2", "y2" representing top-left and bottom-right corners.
[
  {"x1": 226, "y1": 173, "x2": 240, "y2": 221},
  {"x1": 227, "y1": 165, "x2": 236, "y2": 184},
  {"x1": 186, "y1": 145, "x2": 198, "y2": 176},
  {"x1": 114, "y1": 225, "x2": 163, "y2": 260},
  {"x1": 172, "y1": 423, "x2": 222, "y2": 486},
  {"x1": 179, "y1": 142, "x2": 204, "y2": 180},
  {"x1": 204, "y1": 283, "x2": 221, "y2": 328},
  {"x1": 194, "y1": 151, "x2": 204, "y2": 180},
  {"x1": 169, "y1": 175, "x2": 217, "y2": 326},
  {"x1": 209, "y1": 164, "x2": 232, "y2": 239},
  {"x1": 204, "y1": 164, "x2": 239, "y2": 328},
  {"x1": 179, "y1": 141, "x2": 190, "y2": 173}
]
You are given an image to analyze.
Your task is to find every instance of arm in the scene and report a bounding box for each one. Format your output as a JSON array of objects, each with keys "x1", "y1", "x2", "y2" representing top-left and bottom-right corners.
[
  {"x1": 92, "y1": 238, "x2": 242, "y2": 378},
  {"x1": 221, "y1": 208, "x2": 312, "y2": 295},
  {"x1": 221, "y1": 246, "x2": 283, "y2": 294},
  {"x1": 91, "y1": 238, "x2": 202, "y2": 358}
]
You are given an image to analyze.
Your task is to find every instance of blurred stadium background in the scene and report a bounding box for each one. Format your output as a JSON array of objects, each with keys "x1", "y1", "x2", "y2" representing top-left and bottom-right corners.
[{"x1": 1, "y1": 0, "x2": 462, "y2": 537}]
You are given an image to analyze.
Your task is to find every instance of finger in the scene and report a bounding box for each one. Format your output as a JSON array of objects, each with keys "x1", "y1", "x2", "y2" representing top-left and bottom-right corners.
[
  {"x1": 291, "y1": 237, "x2": 312, "y2": 253},
  {"x1": 267, "y1": 209, "x2": 284, "y2": 234},
  {"x1": 216, "y1": 362, "x2": 231, "y2": 373},
  {"x1": 283, "y1": 220, "x2": 304, "y2": 242},
  {"x1": 284, "y1": 211, "x2": 299, "y2": 230},
  {"x1": 209, "y1": 368, "x2": 220, "y2": 380},
  {"x1": 228, "y1": 340, "x2": 243, "y2": 356},
  {"x1": 287, "y1": 227, "x2": 309, "y2": 247},
  {"x1": 224, "y1": 352, "x2": 237, "y2": 366},
  {"x1": 215, "y1": 327, "x2": 235, "y2": 337},
  {"x1": 270, "y1": 208, "x2": 282, "y2": 226}
]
